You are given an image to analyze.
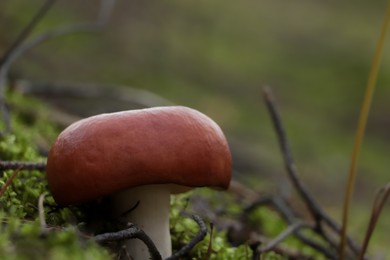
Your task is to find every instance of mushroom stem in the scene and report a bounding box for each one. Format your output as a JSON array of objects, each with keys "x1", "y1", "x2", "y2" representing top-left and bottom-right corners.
[{"x1": 111, "y1": 185, "x2": 172, "y2": 259}]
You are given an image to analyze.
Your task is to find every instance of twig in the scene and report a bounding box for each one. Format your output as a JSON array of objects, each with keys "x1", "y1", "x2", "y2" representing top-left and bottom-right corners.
[
  {"x1": 0, "y1": 0, "x2": 56, "y2": 134},
  {"x1": 0, "y1": 161, "x2": 46, "y2": 171},
  {"x1": 0, "y1": 0, "x2": 116, "y2": 134},
  {"x1": 294, "y1": 231, "x2": 337, "y2": 259},
  {"x1": 0, "y1": 167, "x2": 22, "y2": 197},
  {"x1": 0, "y1": 0, "x2": 56, "y2": 68},
  {"x1": 262, "y1": 86, "x2": 330, "y2": 224},
  {"x1": 358, "y1": 183, "x2": 390, "y2": 260},
  {"x1": 262, "y1": 86, "x2": 360, "y2": 257},
  {"x1": 245, "y1": 196, "x2": 337, "y2": 259},
  {"x1": 93, "y1": 224, "x2": 162, "y2": 260},
  {"x1": 245, "y1": 196, "x2": 297, "y2": 224},
  {"x1": 166, "y1": 215, "x2": 208, "y2": 260},
  {"x1": 249, "y1": 241, "x2": 261, "y2": 260},
  {"x1": 257, "y1": 222, "x2": 307, "y2": 253},
  {"x1": 15, "y1": 79, "x2": 174, "y2": 109},
  {"x1": 204, "y1": 222, "x2": 214, "y2": 260},
  {"x1": 1, "y1": 0, "x2": 114, "y2": 77}
]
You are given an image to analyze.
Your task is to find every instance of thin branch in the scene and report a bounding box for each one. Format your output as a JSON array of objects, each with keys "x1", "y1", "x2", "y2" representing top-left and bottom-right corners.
[
  {"x1": 204, "y1": 222, "x2": 214, "y2": 260},
  {"x1": 0, "y1": 161, "x2": 46, "y2": 171},
  {"x1": 0, "y1": 0, "x2": 56, "y2": 134},
  {"x1": 1, "y1": 0, "x2": 114, "y2": 89},
  {"x1": 91, "y1": 214, "x2": 207, "y2": 260},
  {"x1": 257, "y1": 222, "x2": 307, "y2": 253},
  {"x1": 358, "y1": 183, "x2": 390, "y2": 260},
  {"x1": 249, "y1": 241, "x2": 261, "y2": 260},
  {"x1": 166, "y1": 215, "x2": 208, "y2": 260},
  {"x1": 14, "y1": 79, "x2": 174, "y2": 109},
  {"x1": 294, "y1": 231, "x2": 337, "y2": 259},
  {"x1": 245, "y1": 196, "x2": 297, "y2": 224},
  {"x1": 262, "y1": 86, "x2": 361, "y2": 257},
  {"x1": 0, "y1": 0, "x2": 116, "y2": 134},
  {"x1": 262, "y1": 86, "x2": 329, "y2": 224},
  {"x1": 0, "y1": 167, "x2": 22, "y2": 197},
  {"x1": 93, "y1": 224, "x2": 162, "y2": 260},
  {"x1": 0, "y1": 0, "x2": 56, "y2": 67},
  {"x1": 245, "y1": 196, "x2": 337, "y2": 259}
]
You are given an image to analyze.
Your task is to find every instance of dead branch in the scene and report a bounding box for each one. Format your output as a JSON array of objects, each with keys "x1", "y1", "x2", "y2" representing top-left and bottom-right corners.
[
  {"x1": 14, "y1": 79, "x2": 174, "y2": 111},
  {"x1": 0, "y1": 0, "x2": 56, "y2": 68},
  {"x1": 244, "y1": 196, "x2": 337, "y2": 259},
  {"x1": 261, "y1": 86, "x2": 361, "y2": 258},
  {"x1": 94, "y1": 224, "x2": 162, "y2": 260},
  {"x1": 93, "y1": 214, "x2": 207, "y2": 260},
  {"x1": 262, "y1": 87, "x2": 334, "y2": 225},
  {"x1": 257, "y1": 222, "x2": 307, "y2": 253},
  {"x1": 0, "y1": 0, "x2": 116, "y2": 134},
  {"x1": 358, "y1": 183, "x2": 390, "y2": 259},
  {"x1": 166, "y1": 215, "x2": 208, "y2": 260},
  {"x1": 0, "y1": 0, "x2": 56, "y2": 134},
  {"x1": 0, "y1": 161, "x2": 46, "y2": 171},
  {"x1": 0, "y1": 167, "x2": 22, "y2": 197}
]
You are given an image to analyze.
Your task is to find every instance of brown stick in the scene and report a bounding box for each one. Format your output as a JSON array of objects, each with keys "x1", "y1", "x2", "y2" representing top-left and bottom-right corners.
[{"x1": 261, "y1": 86, "x2": 360, "y2": 258}]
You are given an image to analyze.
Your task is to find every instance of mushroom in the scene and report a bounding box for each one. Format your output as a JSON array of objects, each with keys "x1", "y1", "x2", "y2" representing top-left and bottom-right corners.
[{"x1": 46, "y1": 106, "x2": 232, "y2": 259}]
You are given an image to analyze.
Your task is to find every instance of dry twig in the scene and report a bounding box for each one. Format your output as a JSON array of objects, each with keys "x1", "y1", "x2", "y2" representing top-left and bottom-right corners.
[
  {"x1": 0, "y1": 161, "x2": 46, "y2": 171},
  {"x1": 358, "y1": 183, "x2": 390, "y2": 259},
  {"x1": 0, "y1": 0, "x2": 115, "y2": 134},
  {"x1": 94, "y1": 223, "x2": 162, "y2": 260},
  {"x1": 245, "y1": 196, "x2": 337, "y2": 259},
  {"x1": 93, "y1": 214, "x2": 207, "y2": 260},
  {"x1": 0, "y1": 168, "x2": 21, "y2": 197},
  {"x1": 259, "y1": 86, "x2": 361, "y2": 259},
  {"x1": 166, "y1": 215, "x2": 208, "y2": 260}
]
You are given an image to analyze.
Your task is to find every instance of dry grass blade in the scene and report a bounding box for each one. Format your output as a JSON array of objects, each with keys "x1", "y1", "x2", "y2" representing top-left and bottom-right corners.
[
  {"x1": 339, "y1": 1, "x2": 390, "y2": 258},
  {"x1": 358, "y1": 183, "x2": 390, "y2": 260},
  {"x1": 203, "y1": 223, "x2": 214, "y2": 260},
  {"x1": 0, "y1": 167, "x2": 22, "y2": 197}
]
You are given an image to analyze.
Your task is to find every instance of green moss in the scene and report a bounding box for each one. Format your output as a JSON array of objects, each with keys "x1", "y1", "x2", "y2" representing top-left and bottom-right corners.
[
  {"x1": 170, "y1": 193, "x2": 252, "y2": 259},
  {"x1": 0, "y1": 214, "x2": 111, "y2": 260},
  {"x1": 0, "y1": 91, "x2": 111, "y2": 259},
  {"x1": 0, "y1": 91, "x2": 325, "y2": 259}
]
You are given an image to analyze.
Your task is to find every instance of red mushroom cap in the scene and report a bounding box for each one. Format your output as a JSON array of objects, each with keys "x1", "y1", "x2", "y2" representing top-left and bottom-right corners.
[{"x1": 46, "y1": 106, "x2": 232, "y2": 206}]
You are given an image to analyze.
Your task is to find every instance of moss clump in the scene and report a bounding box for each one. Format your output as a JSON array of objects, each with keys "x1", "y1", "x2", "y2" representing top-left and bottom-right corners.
[
  {"x1": 0, "y1": 91, "x2": 111, "y2": 259},
  {"x1": 0, "y1": 90, "x2": 317, "y2": 259},
  {"x1": 170, "y1": 193, "x2": 252, "y2": 259},
  {"x1": 0, "y1": 215, "x2": 111, "y2": 260}
]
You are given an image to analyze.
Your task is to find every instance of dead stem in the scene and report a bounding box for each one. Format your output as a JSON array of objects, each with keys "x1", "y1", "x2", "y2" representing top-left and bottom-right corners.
[
  {"x1": 0, "y1": 167, "x2": 22, "y2": 197},
  {"x1": 262, "y1": 86, "x2": 360, "y2": 258},
  {"x1": 339, "y1": 1, "x2": 390, "y2": 258},
  {"x1": 0, "y1": 161, "x2": 46, "y2": 171},
  {"x1": 166, "y1": 215, "x2": 208, "y2": 260},
  {"x1": 358, "y1": 183, "x2": 390, "y2": 259}
]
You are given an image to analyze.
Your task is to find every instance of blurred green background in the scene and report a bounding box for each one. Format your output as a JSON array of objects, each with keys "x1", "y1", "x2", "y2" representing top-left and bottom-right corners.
[{"x1": 1, "y1": 0, "x2": 390, "y2": 256}]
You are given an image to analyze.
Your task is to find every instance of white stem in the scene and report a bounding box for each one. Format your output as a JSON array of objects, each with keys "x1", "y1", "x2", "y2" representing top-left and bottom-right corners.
[{"x1": 111, "y1": 185, "x2": 172, "y2": 259}]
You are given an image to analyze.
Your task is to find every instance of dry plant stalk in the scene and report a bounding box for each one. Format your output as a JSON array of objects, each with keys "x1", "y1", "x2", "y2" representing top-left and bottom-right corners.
[
  {"x1": 339, "y1": 1, "x2": 390, "y2": 258},
  {"x1": 358, "y1": 183, "x2": 390, "y2": 259}
]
